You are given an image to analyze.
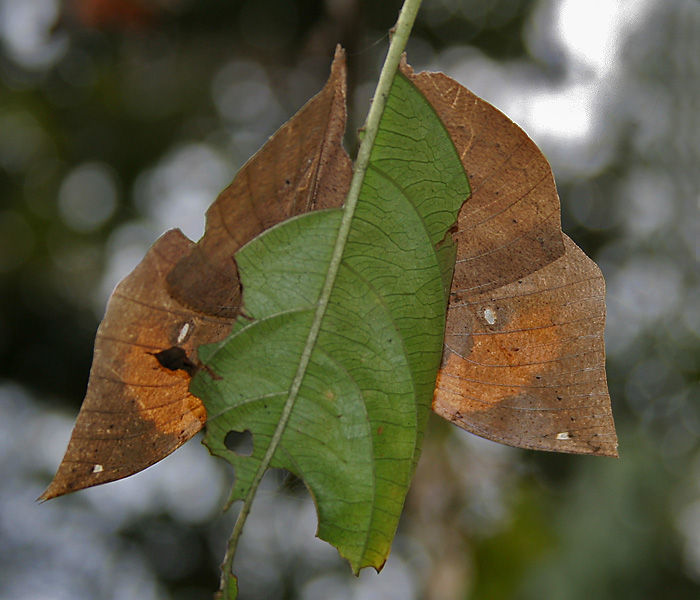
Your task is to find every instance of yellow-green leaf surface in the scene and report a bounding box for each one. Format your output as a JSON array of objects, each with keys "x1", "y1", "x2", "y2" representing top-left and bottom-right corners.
[{"x1": 192, "y1": 72, "x2": 469, "y2": 573}]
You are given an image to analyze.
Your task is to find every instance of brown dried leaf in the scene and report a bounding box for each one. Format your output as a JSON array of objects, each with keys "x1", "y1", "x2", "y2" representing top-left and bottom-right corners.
[
  {"x1": 41, "y1": 47, "x2": 352, "y2": 499},
  {"x1": 166, "y1": 47, "x2": 351, "y2": 318},
  {"x1": 44, "y1": 52, "x2": 617, "y2": 501},
  {"x1": 437, "y1": 235, "x2": 615, "y2": 455},
  {"x1": 40, "y1": 230, "x2": 226, "y2": 500},
  {"x1": 401, "y1": 62, "x2": 617, "y2": 456}
]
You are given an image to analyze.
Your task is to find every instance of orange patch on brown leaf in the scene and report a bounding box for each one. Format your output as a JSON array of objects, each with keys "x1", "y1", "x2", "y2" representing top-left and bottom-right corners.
[
  {"x1": 41, "y1": 47, "x2": 352, "y2": 499},
  {"x1": 402, "y1": 61, "x2": 616, "y2": 456}
]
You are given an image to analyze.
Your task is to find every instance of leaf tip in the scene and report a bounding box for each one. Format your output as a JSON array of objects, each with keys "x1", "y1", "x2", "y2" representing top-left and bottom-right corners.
[
  {"x1": 600, "y1": 440, "x2": 620, "y2": 458},
  {"x1": 37, "y1": 477, "x2": 71, "y2": 502},
  {"x1": 331, "y1": 44, "x2": 346, "y2": 77}
]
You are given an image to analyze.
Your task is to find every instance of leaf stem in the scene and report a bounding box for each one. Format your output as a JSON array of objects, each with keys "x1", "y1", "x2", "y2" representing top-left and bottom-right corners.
[
  {"x1": 342, "y1": 0, "x2": 422, "y2": 220},
  {"x1": 216, "y1": 0, "x2": 423, "y2": 596}
]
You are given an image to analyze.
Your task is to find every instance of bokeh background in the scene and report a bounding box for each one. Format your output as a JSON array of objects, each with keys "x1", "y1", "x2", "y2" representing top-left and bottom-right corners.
[{"x1": 1, "y1": 0, "x2": 698, "y2": 598}]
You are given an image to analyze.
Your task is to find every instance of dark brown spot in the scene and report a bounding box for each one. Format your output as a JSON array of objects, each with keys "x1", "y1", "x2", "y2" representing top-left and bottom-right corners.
[{"x1": 153, "y1": 346, "x2": 197, "y2": 376}]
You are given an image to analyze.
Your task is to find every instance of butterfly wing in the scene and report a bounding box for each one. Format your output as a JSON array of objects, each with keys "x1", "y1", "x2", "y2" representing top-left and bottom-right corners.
[{"x1": 402, "y1": 63, "x2": 617, "y2": 455}]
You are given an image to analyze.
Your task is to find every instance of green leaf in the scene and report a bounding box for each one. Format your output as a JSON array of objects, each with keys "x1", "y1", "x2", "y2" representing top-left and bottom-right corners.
[{"x1": 192, "y1": 72, "x2": 469, "y2": 574}]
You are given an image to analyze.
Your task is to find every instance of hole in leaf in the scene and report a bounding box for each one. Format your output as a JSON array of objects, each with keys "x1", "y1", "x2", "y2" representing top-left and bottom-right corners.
[
  {"x1": 265, "y1": 468, "x2": 307, "y2": 497},
  {"x1": 224, "y1": 429, "x2": 253, "y2": 456},
  {"x1": 280, "y1": 470, "x2": 305, "y2": 495}
]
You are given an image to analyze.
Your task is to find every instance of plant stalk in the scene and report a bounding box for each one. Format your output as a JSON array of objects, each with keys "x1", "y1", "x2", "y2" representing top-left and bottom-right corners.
[{"x1": 216, "y1": 0, "x2": 423, "y2": 596}]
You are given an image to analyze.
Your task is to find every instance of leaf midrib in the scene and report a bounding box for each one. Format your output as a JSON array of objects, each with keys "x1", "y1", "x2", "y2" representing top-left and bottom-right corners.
[{"x1": 237, "y1": 30, "x2": 419, "y2": 524}]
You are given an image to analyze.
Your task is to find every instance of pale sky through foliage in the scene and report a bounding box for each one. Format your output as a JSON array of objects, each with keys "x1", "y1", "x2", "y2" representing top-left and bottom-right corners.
[{"x1": 529, "y1": 0, "x2": 651, "y2": 138}]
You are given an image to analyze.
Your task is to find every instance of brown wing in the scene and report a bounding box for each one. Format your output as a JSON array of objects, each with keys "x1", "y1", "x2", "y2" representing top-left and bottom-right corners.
[
  {"x1": 40, "y1": 230, "x2": 228, "y2": 499},
  {"x1": 401, "y1": 63, "x2": 565, "y2": 294},
  {"x1": 436, "y1": 235, "x2": 617, "y2": 455},
  {"x1": 166, "y1": 45, "x2": 352, "y2": 318},
  {"x1": 402, "y1": 62, "x2": 617, "y2": 455},
  {"x1": 41, "y1": 47, "x2": 352, "y2": 499}
]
